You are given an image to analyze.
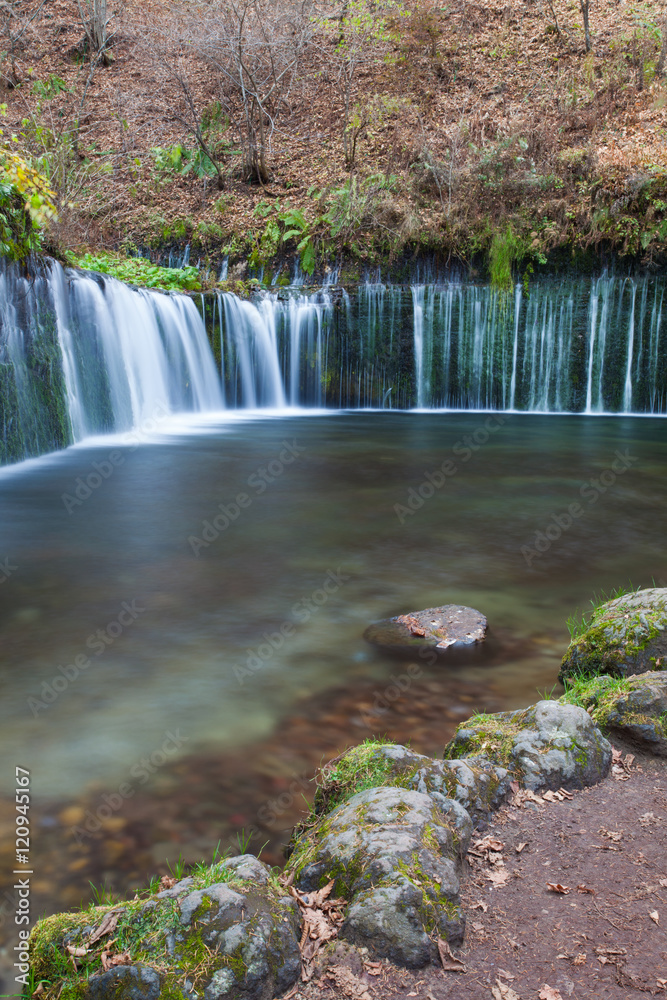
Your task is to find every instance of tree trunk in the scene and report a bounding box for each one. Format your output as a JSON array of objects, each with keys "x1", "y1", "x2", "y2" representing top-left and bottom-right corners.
[
  {"x1": 579, "y1": 0, "x2": 591, "y2": 53},
  {"x1": 657, "y1": 16, "x2": 667, "y2": 76}
]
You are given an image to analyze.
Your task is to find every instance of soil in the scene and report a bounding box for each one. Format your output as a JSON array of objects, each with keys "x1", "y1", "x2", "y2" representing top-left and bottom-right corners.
[{"x1": 291, "y1": 739, "x2": 667, "y2": 1000}]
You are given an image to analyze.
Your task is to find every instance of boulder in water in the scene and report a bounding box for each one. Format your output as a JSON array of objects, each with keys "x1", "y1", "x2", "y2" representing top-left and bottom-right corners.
[{"x1": 364, "y1": 604, "x2": 487, "y2": 654}]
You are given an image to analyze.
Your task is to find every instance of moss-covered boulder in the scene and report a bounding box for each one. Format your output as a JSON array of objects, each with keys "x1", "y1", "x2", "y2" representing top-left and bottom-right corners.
[
  {"x1": 444, "y1": 700, "x2": 612, "y2": 791},
  {"x1": 562, "y1": 671, "x2": 667, "y2": 755},
  {"x1": 30, "y1": 857, "x2": 300, "y2": 1000},
  {"x1": 559, "y1": 588, "x2": 667, "y2": 683},
  {"x1": 309, "y1": 740, "x2": 511, "y2": 830},
  {"x1": 286, "y1": 786, "x2": 466, "y2": 966}
]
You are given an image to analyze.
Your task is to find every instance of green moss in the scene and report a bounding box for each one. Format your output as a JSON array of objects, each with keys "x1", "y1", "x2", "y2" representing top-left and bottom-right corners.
[
  {"x1": 312, "y1": 739, "x2": 423, "y2": 817},
  {"x1": 444, "y1": 713, "x2": 526, "y2": 770}
]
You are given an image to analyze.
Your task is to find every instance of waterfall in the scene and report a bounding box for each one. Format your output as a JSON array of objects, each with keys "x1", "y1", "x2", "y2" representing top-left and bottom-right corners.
[
  {"x1": 0, "y1": 259, "x2": 222, "y2": 466},
  {"x1": 1, "y1": 261, "x2": 666, "y2": 467}
]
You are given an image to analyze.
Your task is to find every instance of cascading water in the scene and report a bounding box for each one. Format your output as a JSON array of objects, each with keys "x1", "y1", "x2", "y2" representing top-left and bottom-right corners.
[
  {"x1": 1, "y1": 260, "x2": 666, "y2": 467},
  {"x1": 0, "y1": 259, "x2": 222, "y2": 465}
]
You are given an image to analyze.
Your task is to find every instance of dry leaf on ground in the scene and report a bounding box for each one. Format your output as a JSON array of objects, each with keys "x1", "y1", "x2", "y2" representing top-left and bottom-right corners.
[
  {"x1": 546, "y1": 882, "x2": 570, "y2": 894},
  {"x1": 87, "y1": 910, "x2": 122, "y2": 946},
  {"x1": 101, "y1": 951, "x2": 132, "y2": 971},
  {"x1": 437, "y1": 938, "x2": 465, "y2": 972},
  {"x1": 650, "y1": 910, "x2": 660, "y2": 924},
  {"x1": 539, "y1": 987, "x2": 563, "y2": 1000},
  {"x1": 486, "y1": 869, "x2": 512, "y2": 887},
  {"x1": 288, "y1": 880, "x2": 346, "y2": 982},
  {"x1": 491, "y1": 980, "x2": 520, "y2": 1000},
  {"x1": 65, "y1": 946, "x2": 88, "y2": 959}
]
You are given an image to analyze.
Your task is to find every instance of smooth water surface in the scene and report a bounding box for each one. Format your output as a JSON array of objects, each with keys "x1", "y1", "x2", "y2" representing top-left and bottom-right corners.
[{"x1": 1, "y1": 412, "x2": 665, "y2": 802}]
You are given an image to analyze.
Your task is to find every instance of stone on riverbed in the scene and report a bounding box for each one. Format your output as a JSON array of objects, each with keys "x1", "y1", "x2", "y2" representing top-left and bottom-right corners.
[
  {"x1": 562, "y1": 671, "x2": 667, "y2": 756},
  {"x1": 363, "y1": 604, "x2": 487, "y2": 653},
  {"x1": 286, "y1": 786, "x2": 467, "y2": 966},
  {"x1": 30, "y1": 855, "x2": 301, "y2": 1000},
  {"x1": 559, "y1": 587, "x2": 667, "y2": 683},
  {"x1": 444, "y1": 700, "x2": 612, "y2": 791}
]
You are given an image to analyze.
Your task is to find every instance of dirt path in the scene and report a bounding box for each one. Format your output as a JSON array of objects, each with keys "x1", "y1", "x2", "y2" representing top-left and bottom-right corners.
[{"x1": 294, "y1": 741, "x2": 667, "y2": 1000}]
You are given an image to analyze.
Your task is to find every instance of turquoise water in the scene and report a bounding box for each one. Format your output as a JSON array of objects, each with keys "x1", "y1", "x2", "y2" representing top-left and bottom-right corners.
[{"x1": 0, "y1": 411, "x2": 664, "y2": 800}]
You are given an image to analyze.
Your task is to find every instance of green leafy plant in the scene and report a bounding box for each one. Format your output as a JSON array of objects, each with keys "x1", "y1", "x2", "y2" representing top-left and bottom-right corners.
[{"x1": 72, "y1": 251, "x2": 203, "y2": 291}]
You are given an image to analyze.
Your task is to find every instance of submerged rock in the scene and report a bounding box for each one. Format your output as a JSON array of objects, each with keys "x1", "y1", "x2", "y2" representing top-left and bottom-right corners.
[
  {"x1": 286, "y1": 786, "x2": 467, "y2": 966},
  {"x1": 364, "y1": 604, "x2": 487, "y2": 654},
  {"x1": 563, "y1": 671, "x2": 667, "y2": 755},
  {"x1": 30, "y1": 856, "x2": 301, "y2": 1000},
  {"x1": 559, "y1": 587, "x2": 667, "y2": 683},
  {"x1": 444, "y1": 700, "x2": 612, "y2": 791}
]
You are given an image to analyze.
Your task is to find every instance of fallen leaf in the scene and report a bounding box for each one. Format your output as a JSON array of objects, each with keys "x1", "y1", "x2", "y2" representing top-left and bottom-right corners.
[
  {"x1": 650, "y1": 910, "x2": 660, "y2": 924},
  {"x1": 660, "y1": 879, "x2": 667, "y2": 888},
  {"x1": 471, "y1": 835, "x2": 504, "y2": 854},
  {"x1": 31, "y1": 986, "x2": 44, "y2": 998},
  {"x1": 546, "y1": 882, "x2": 570, "y2": 894},
  {"x1": 539, "y1": 987, "x2": 563, "y2": 1000},
  {"x1": 363, "y1": 961, "x2": 382, "y2": 976},
  {"x1": 515, "y1": 843, "x2": 527, "y2": 854},
  {"x1": 491, "y1": 981, "x2": 519, "y2": 1000},
  {"x1": 573, "y1": 953, "x2": 587, "y2": 966},
  {"x1": 437, "y1": 938, "x2": 465, "y2": 972},
  {"x1": 576, "y1": 884, "x2": 595, "y2": 895},
  {"x1": 158, "y1": 875, "x2": 177, "y2": 890},
  {"x1": 497, "y1": 968, "x2": 515, "y2": 980},
  {"x1": 639, "y1": 812, "x2": 657, "y2": 826},
  {"x1": 472, "y1": 921, "x2": 485, "y2": 931},
  {"x1": 599, "y1": 828, "x2": 622, "y2": 842},
  {"x1": 88, "y1": 910, "x2": 122, "y2": 946},
  {"x1": 486, "y1": 869, "x2": 511, "y2": 887},
  {"x1": 471, "y1": 900, "x2": 488, "y2": 911},
  {"x1": 101, "y1": 952, "x2": 131, "y2": 971},
  {"x1": 66, "y1": 946, "x2": 88, "y2": 958}
]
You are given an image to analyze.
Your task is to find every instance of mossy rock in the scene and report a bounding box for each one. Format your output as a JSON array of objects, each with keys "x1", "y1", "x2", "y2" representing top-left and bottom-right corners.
[
  {"x1": 305, "y1": 740, "x2": 511, "y2": 832},
  {"x1": 29, "y1": 857, "x2": 300, "y2": 1000},
  {"x1": 444, "y1": 700, "x2": 612, "y2": 792},
  {"x1": 561, "y1": 671, "x2": 667, "y2": 755},
  {"x1": 286, "y1": 786, "x2": 466, "y2": 966},
  {"x1": 560, "y1": 588, "x2": 667, "y2": 683}
]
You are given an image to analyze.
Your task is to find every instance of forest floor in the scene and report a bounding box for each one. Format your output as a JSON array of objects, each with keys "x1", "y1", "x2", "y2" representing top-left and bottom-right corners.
[
  {"x1": 6, "y1": 0, "x2": 667, "y2": 274},
  {"x1": 293, "y1": 739, "x2": 667, "y2": 1000}
]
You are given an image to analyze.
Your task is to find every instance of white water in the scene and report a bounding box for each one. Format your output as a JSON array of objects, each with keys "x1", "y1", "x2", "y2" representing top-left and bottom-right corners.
[{"x1": 1, "y1": 261, "x2": 666, "y2": 466}]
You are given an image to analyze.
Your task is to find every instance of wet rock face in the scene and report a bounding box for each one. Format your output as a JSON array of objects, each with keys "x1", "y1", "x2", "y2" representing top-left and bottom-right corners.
[
  {"x1": 287, "y1": 786, "x2": 467, "y2": 967},
  {"x1": 569, "y1": 671, "x2": 667, "y2": 755},
  {"x1": 364, "y1": 605, "x2": 487, "y2": 653},
  {"x1": 559, "y1": 587, "x2": 667, "y2": 683},
  {"x1": 444, "y1": 700, "x2": 613, "y2": 792}
]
